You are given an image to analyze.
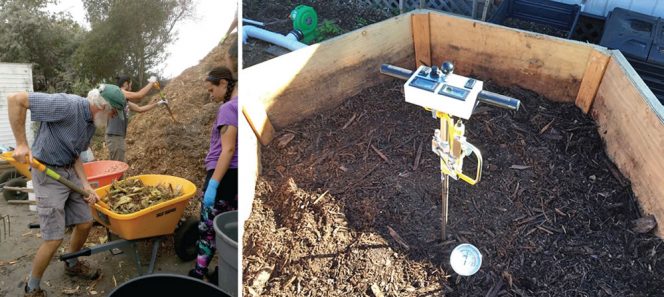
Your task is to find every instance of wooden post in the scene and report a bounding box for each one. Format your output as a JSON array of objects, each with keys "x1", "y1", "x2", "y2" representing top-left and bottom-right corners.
[
  {"x1": 575, "y1": 50, "x2": 610, "y2": 113},
  {"x1": 412, "y1": 13, "x2": 432, "y2": 67},
  {"x1": 400, "y1": 0, "x2": 404, "y2": 14},
  {"x1": 420, "y1": 0, "x2": 426, "y2": 9}
]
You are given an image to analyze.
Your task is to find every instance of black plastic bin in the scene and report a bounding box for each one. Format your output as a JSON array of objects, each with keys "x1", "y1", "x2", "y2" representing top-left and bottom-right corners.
[
  {"x1": 489, "y1": 0, "x2": 581, "y2": 38},
  {"x1": 571, "y1": 12, "x2": 606, "y2": 44},
  {"x1": 648, "y1": 21, "x2": 664, "y2": 65},
  {"x1": 628, "y1": 58, "x2": 664, "y2": 105},
  {"x1": 108, "y1": 274, "x2": 231, "y2": 297},
  {"x1": 600, "y1": 7, "x2": 659, "y2": 62}
]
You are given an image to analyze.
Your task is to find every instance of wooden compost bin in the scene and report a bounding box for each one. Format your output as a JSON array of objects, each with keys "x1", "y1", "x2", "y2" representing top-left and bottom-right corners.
[{"x1": 242, "y1": 9, "x2": 664, "y2": 236}]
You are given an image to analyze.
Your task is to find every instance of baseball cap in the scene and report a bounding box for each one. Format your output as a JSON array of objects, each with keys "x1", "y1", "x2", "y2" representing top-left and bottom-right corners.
[{"x1": 98, "y1": 84, "x2": 126, "y2": 120}]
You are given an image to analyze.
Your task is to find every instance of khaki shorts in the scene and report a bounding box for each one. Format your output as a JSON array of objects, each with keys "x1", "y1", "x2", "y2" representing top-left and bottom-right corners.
[
  {"x1": 106, "y1": 135, "x2": 126, "y2": 162},
  {"x1": 33, "y1": 167, "x2": 93, "y2": 241}
]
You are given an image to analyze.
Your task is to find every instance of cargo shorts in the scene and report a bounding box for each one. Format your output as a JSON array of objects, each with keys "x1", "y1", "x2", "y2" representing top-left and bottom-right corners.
[{"x1": 33, "y1": 166, "x2": 93, "y2": 241}]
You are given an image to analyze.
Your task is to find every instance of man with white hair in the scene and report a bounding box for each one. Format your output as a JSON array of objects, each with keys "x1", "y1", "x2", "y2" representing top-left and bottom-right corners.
[{"x1": 7, "y1": 84, "x2": 126, "y2": 297}]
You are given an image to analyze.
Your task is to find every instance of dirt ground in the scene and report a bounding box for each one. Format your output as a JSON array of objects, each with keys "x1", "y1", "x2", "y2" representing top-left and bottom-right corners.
[
  {"x1": 243, "y1": 77, "x2": 664, "y2": 296},
  {"x1": 241, "y1": 4, "x2": 664, "y2": 296},
  {"x1": 0, "y1": 196, "x2": 194, "y2": 297}
]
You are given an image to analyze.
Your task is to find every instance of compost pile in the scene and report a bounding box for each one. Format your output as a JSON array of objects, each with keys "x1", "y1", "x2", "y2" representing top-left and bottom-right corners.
[
  {"x1": 122, "y1": 36, "x2": 233, "y2": 186},
  {"x1": 504, "y1": 18, "x2": 568, "y2": 38},
  {"x1": 91, "y1": 34, "x2": 237, "y2": 215},
  {"x1": 244, "y1": 80, "x2": 664, "y2": 296},
  {"x1": 102, "y1": 179, "x2": 182, "y2": 214}
]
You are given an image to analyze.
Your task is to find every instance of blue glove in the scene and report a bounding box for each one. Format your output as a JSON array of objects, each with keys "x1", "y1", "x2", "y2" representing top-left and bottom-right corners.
[{"x1": 203, "y1": 179, "x2": 219, "y2": 208}]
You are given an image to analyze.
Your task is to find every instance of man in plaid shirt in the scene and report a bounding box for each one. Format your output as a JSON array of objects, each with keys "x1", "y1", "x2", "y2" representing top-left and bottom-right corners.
[{"x1": 8, "y1": 84, "x2": 126, "y2": 297}]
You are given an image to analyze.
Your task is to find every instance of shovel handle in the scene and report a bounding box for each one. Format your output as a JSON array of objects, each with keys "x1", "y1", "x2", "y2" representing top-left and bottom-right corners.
[
  {"x1": 154, "y1": 82, "x2": 166, "y2": 98},
  {"x1": 29, "y1": 159, "x2": 90, "y2": 197},
  {"x1": 0, "y1": 154, "x2": 90, "y2": 196},
  {"x1": 153, "y1": 81, "x2": 177, "y2": 122}
]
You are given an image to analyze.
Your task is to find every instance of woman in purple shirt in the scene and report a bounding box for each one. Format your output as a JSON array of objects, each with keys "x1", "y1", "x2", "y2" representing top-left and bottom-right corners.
[{"x1": 189, "y1": 66, "x2": 238, "y2": 280}]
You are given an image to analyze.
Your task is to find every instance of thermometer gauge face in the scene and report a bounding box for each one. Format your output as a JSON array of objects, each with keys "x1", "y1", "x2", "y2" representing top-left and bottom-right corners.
[{"x1": 450, "y1": 243, "x2": 482, "y2": 276}]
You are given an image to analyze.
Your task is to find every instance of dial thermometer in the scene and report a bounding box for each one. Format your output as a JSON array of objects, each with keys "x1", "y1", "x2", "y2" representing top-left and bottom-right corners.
[{"x1": 450, "y1": 243, "x2": 482, "y2": 276}]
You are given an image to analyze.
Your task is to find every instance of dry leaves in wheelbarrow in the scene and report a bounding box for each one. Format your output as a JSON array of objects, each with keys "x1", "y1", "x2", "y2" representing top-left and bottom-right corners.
[{"x1": 102, "y1": 179, "x2": 183, "y2": 214}]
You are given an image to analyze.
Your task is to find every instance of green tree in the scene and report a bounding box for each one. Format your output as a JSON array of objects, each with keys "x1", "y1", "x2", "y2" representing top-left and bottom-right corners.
[
  {"x1": 0, "y1": 0, "x2": 87, "y2": 91},
  {"x1": 76, "y1": 0, "x2": 193, "y2": 87}
]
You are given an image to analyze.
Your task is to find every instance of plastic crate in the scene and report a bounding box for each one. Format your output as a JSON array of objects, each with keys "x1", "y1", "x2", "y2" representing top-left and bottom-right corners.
[
  {"x1": 571, "y1": 12, "x2": 605, "y2": 44},
  {"x1": 92, "y1": 175, "x2": 197, "y2": 240},
  {"x1": 489, "y1": 0, "x2": 581, "y2": 38},
  {"x1": 648, "y1": 21, "x2": 664, "y2": 66},
  {"x1": 627, "y1": 58, "x2": 664, "y2": 105},
  {"x1": 600, "y1": 7, "x2": 658, "y2": 61}
]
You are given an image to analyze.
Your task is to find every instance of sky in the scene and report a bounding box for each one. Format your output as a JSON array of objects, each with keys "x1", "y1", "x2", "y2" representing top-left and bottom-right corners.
[{"x1": 46, "y1": 0, "x2": 238, "y2": 79}]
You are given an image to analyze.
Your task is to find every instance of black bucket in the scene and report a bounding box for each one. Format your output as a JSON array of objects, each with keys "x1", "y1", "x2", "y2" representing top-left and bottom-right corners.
[{"x1": 108, "y1": 273, "x2": 230, "y2": 296}]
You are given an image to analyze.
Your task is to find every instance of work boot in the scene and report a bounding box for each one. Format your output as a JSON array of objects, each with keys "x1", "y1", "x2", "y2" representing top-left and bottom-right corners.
[
  {"x1": 24, "y1": 284, "x2": 47, "y2": 297},
  {"x1": 64, "y1": 260, "x2": 100, "y2": 280}
]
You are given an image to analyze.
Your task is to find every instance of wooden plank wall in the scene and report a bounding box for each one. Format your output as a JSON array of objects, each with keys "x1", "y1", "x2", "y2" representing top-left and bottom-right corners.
[
  {"x1": 592, "y1": 52, "x2": 664, "y2": 235},
  {"x1": 243, "y1": 12, "x2": 415, "y2": 139},
  {"x1": 244, "y1": 10, "x2": 664, "y2": 238},
  {"x1": 427, "y1": 11, "x2": 605, "y2": 102}
]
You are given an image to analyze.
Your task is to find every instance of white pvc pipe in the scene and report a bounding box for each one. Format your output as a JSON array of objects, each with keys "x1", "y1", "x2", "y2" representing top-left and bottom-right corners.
[
  {"x1": 243, "y1": 18, "x2": 265, "y2": 27},
  {"x1": 285, "y1": 32, "x2": 299, "y2": 41},
  {"x1": 242, "y1": 25, "x2": 307, "y2": 51}
]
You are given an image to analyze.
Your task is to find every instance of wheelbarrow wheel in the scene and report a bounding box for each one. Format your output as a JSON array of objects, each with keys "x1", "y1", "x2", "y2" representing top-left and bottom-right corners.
[
  {"x1": 0, "y1": 169, "x2": 20, "y2": 186},
  {"x1": 174, "y1": 217, "x2": 199, "y2": 261},
  {"x1": 3, "y1": 177, "x2": 28, "y2": 201}
]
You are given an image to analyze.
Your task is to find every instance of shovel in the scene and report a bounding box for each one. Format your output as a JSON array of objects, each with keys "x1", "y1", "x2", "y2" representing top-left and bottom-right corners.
[
  {"x1": 153, "y1": 81, "x2": 178, "y2": 123},
  {"x1": 1, "y1": 155, "x2": 89, "y2": 197}
]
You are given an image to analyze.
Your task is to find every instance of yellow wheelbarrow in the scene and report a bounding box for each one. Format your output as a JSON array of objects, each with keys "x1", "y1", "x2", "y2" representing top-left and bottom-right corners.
[
  {"x1": 2, "y1": 152, "x2": 199, "y2": 274},
  {"x1": 57, "y1": 175, "x2": 198, "y2": 274}
]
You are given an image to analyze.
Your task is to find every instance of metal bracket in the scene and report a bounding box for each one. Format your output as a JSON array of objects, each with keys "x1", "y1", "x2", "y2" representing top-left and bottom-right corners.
[
  {"x1": 431, "y1": 124, "x2": 483, "y2": 185},
  {"x1": 432, "y1": 129, "x2": 458, "y2": 180}
]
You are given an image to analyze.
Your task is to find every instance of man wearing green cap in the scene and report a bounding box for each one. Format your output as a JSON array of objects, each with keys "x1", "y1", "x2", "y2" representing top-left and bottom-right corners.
[{"x1": 7, "y1": 85, "x2": 124, "y2": 297}]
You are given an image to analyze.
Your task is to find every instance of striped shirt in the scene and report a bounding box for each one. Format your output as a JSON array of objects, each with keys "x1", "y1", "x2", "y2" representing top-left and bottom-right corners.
[{"x1": 29, "y1": 93, "x2": 96, "y2": 166}]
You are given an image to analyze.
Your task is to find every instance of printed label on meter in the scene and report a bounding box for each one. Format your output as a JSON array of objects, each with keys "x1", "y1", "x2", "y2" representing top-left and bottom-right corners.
[
  {"x1": 409, "y1": 77, "x2": 438, "y2": 92},
  {"x1": 439, "y1": 84, "x2": 469, "y2": 101}
]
